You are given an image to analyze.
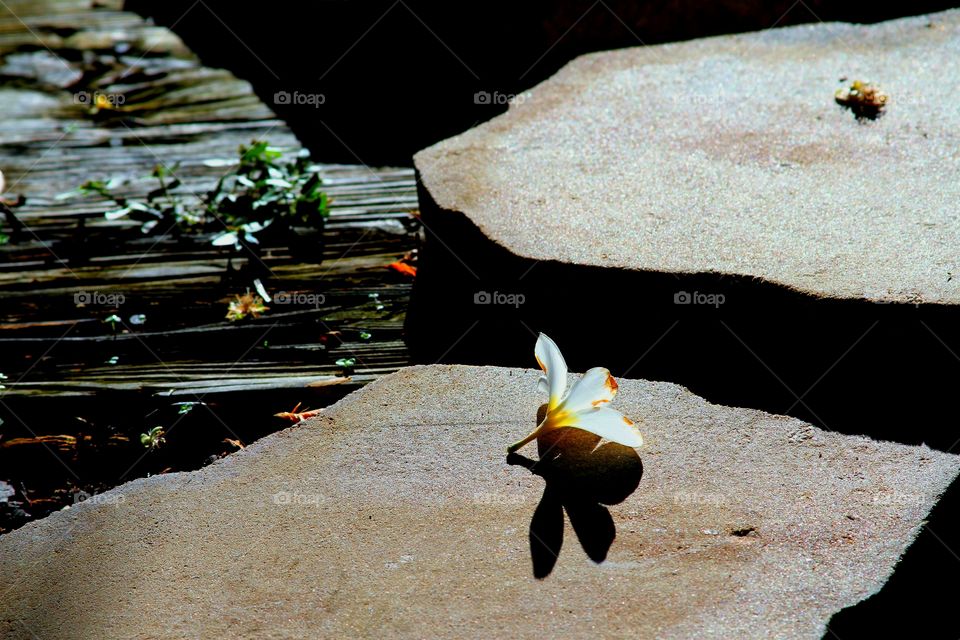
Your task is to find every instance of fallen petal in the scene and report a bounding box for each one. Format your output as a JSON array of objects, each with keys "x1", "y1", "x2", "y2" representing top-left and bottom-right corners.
[
  {"x1": 555, "y1": 406, "x2": 643, "y2": 448},
  {"x1": 535, "y1": 333, "x2": 568, "y2": 409},
  {"x1": 559, "y1": 366, "x2": 618, "y2": 413}
]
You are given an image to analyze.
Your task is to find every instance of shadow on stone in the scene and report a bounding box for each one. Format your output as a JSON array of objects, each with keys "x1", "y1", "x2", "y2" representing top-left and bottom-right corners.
[
  {"x1": 508, "y1": 413, "x2": 643, "y2": 579},
  {"x1": 406, "y1": 193, "x2": 960, "y2": 452}
]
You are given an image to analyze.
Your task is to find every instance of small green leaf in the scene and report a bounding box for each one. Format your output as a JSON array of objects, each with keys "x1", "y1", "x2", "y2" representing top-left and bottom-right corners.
[{"x1": 140, "y1": 426, "x2": 166, "y2": 449}]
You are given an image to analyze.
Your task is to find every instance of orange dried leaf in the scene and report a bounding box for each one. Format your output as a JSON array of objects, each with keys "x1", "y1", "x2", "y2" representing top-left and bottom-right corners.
[{"x1": 387, "y1": 261, "x2": 417, "y2": 277}]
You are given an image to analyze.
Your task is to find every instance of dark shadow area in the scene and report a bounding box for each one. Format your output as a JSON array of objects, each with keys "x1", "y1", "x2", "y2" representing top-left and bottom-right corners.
[
  {"x1": 508, "y1": 409, "x2": 643, "y2": 578},
  {"x1": 407, "y1": 193, "x2": 960, "y2": 452},
  {"x1": 126, "y1": 0, "x2": 960, "y2": 166}
]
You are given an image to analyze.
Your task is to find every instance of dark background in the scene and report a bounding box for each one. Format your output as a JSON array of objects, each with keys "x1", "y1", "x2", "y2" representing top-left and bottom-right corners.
[{"x1": 128, "y1": 0, "x2": 959, "y2": 166}]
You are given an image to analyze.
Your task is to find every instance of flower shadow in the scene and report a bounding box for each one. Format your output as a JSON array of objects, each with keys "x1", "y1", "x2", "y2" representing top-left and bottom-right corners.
[{"x1": 507, "y1": 406, "x2": 643, "y2": 579}]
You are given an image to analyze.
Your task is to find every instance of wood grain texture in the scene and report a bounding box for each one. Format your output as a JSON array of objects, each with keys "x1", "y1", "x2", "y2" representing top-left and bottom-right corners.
[{"x1": 0, "y1": 0, "x2": 419, "y2": 401}]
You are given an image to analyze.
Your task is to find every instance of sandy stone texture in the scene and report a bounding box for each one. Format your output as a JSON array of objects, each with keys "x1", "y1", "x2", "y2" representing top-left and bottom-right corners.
[
  {"x1": 415, "y1": 11, "x2": 960, "y2": 304},
  {"x1": 0, "y1": 365, "x2": 957, "y2": 638}
]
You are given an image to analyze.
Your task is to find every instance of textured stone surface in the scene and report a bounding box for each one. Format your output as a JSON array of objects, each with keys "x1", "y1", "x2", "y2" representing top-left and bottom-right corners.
[
  {"x1": 1, "y1": 365, "x2": 957, "y2": 638},
  {"x1": 415, "y1": 11, "x2": 960, "y2": 304}
]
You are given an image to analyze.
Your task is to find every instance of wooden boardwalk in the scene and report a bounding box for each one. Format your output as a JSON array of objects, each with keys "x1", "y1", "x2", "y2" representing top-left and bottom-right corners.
[
  {"x1": 0, "y1": 0, "x2": 419, "y2": 401},
  {"x1": 0, "y1": 0, "x2": 420, "y2": 527}
]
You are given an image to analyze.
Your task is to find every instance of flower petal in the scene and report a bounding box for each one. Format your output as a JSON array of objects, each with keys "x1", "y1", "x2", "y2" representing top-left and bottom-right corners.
[
  {"x1": 535, "y1": 333, "x2": 568, "y2": 409},
  {"x1": 537, "y1": 376, "x2": 549, "y2": 395},
  {"x1": 552, "y1": 406, "x2": 643, "y2": 448},
  {"x1": 558, "y1": 367, "x2": 618, "y2": 413}
]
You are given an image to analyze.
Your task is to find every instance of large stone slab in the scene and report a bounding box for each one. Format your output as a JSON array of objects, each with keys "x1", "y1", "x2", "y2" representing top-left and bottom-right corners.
[
  {"x1": 414, "y1": 11, "x2": 960, "y2": 305},
  {"x1": 1, "y1": 365, "x2": 957, "y2": 638},
  {"x1": 406, "y1": 11, "x2": 960, "y2": 450}
]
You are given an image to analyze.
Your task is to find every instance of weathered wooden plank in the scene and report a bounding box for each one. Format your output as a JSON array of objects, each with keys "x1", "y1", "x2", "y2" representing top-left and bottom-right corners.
[
  {"x1": 0, "y1": 1, "x2": 421, "y2": 534},
  {"x1": 0, "y1": 0, "x2": 418, "y2": 404}
]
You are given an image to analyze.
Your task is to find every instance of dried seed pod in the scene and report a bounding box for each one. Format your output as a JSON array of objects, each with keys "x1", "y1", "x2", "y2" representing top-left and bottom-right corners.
[{"x1": 835, "y1": 80, "x2": 888, "y2": 120}]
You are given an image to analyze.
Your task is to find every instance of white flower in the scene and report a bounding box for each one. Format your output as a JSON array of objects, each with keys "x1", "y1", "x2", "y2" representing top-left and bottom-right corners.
[{"x1": 507, "y1": 333, "x2": 643, "y2": 453}]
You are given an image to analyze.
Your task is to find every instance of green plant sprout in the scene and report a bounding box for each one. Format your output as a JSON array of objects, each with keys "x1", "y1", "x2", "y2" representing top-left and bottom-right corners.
[
  {"x1": 59, "y1": 141, "x2": 330, "y2": 249},
  {"x1": 335, "y1": 357, "x2": 357, "y2": 375},
  {"x1": 507, "y1": 334, "x2": 644, "y2": 453},
  {"x1": 140, "y1": 426, "x2": 166, "y2": 450},
  {"x1": 103, "y1": 314, "x2": 121, "y2": 333},
  {"x1": 368, "y1": 292, "x2": 384, "y2": 311},
  {"x1": 173, "y1": 401, "x2": 205, "y2": 415}
]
